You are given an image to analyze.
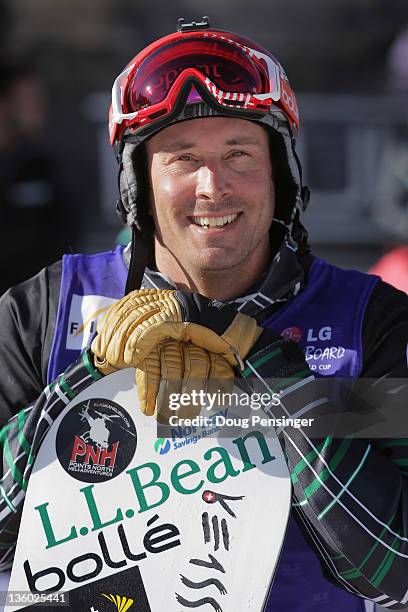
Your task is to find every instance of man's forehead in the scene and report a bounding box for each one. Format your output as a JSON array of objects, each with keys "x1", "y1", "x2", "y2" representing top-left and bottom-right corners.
[
  {"x1": 162, "y1": 135, "x2": 264, "y2": 152},
  {"x1": 147, "y1": 116, "x2": 268, "y2": 152}
]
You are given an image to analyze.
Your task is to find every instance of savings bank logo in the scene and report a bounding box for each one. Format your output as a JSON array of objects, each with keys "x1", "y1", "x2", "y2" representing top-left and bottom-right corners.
[
  {"x1": 56, "y1": 398, "x2": 137, "y2": 483},
  {"x1": 154, "y1": 437, "x2": 171, "y2": 455},
  {"x1": 281, "y1": 326, "x2": 303, "y2": 343}
]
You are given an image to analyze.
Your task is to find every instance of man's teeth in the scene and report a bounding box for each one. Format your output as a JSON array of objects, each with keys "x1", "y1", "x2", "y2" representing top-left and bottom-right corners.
[{"x1": 193, "y1": 213, "x2": 238, "y2": 228}]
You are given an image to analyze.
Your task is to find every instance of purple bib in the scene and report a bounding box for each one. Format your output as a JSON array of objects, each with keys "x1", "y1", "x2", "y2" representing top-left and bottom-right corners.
[
  {"x1": 262, "y1": 259, "x2": 378, "y2": 611},
  {"x1": 47, "y1": 246, "x2": 127, "y2": 382},
  {"x1": 47, "y1": 252, "x2": 378, "y2": 611}
]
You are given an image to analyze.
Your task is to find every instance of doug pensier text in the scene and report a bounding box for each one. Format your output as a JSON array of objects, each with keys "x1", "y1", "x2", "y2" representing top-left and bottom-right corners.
[{"x1": 168, "y1": 415, "x2": 315, "y2": 429}]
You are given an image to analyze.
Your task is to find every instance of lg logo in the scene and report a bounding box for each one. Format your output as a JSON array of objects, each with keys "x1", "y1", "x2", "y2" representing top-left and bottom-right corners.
[
  {"x1": 282, "y1": 326, "x2": 333, "y2": 343},
  {"x1": 307, "y1": 326, "x2": 332, "y2": 342}
]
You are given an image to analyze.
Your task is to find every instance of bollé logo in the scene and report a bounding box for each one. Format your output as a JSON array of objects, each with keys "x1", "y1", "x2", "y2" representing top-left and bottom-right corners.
[
  {"x1": 154, "y1": 438, "x2": 171, "y2": 455},
  {"x1": 23, "y1": 512, "x2": 181, "y2": 594}
]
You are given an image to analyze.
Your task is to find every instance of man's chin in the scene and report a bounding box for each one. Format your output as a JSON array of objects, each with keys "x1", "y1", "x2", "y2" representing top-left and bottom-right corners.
[{"x1": 191, "y1": 254, "x2": 246, "y2": 274}]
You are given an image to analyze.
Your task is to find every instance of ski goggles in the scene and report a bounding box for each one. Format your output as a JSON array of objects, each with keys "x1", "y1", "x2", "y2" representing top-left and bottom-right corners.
[{"x1": 109, "y1": 32, "x2": 299, "y2": 144}]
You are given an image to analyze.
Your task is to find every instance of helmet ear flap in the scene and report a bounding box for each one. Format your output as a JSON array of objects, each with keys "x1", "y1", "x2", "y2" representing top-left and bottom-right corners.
[
  {"x1": 115, "y1": 141, "x2": 156, "y2": 293},
  {"x1": 131, "y1": 144, "x2": 155, "y2": 235},
  {"x1": 116, "y1": 142, "x2": 152, "y2": 231},
  {"x1": 268, "y1": 130, "x2": 298, "y2": 226},
  {"x1": 116, "y1": 160, "x2": 128, "y2": 224}
]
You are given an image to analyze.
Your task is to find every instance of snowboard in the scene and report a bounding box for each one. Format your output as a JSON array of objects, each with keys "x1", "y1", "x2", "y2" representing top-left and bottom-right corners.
[{"x1": 6, "y1": 369, "x2": 291, "y2": 611}]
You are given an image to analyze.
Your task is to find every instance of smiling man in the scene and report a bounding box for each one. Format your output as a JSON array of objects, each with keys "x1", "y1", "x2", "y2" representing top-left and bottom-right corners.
[{"x1": 0, "y1": 18, "x2": 408, "y2": 612}]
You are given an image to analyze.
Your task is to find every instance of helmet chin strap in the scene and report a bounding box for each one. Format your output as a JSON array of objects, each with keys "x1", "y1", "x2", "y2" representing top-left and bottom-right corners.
[{"x1": 125, "y1": 225, "x2": 153, "y2": 294}]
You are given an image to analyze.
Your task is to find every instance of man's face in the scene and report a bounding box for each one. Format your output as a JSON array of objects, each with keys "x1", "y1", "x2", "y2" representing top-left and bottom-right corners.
[{"x1": 146, "y1": 116, "x2": 275, "y2": 281}]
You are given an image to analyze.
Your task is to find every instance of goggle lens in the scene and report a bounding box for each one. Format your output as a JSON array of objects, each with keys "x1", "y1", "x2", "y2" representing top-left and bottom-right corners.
[{"x1": 127, "y1": 38, "x2": 267, "y2": 112}]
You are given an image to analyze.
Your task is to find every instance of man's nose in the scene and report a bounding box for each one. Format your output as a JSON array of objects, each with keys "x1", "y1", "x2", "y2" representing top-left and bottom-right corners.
[{"x1": 195, "y1": 164, "x2": 232, "y2": 201}]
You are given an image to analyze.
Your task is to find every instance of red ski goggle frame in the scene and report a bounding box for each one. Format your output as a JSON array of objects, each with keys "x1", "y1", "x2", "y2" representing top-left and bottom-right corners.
[{"x1": 109, "y1": 32, "x2": 299, "y2": 145}]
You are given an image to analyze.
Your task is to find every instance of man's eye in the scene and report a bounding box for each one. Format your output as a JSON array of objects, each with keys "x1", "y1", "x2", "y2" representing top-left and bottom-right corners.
[
  {"x1": 230, "y1": 150, "x2": 248, "y2": 157},
  {"x1": 177, "y1": 154, "x2": 194, "y2": 161}
]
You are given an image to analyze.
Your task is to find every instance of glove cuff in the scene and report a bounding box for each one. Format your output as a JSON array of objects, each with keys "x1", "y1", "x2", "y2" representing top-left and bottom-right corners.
[{"x1": 222, "y1": 314, "x2": 262, "y2": 361}]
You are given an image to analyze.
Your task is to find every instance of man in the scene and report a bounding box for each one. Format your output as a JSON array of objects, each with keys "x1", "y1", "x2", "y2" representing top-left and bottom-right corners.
[{"x1": 0, "y1": 18, "x2": 407, "y2": 611}]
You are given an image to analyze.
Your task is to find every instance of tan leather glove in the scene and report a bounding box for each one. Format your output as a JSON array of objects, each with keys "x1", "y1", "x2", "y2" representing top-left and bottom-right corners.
[
  {"x1": 136, "y1": 339, "x2": 234, "y2": 421},
  {"x1": 91, "y1": 289, "x2": 262, "y2": 373}
]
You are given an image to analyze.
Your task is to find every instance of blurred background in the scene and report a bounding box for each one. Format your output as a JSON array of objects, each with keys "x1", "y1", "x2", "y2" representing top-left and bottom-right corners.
[{"x1": 0, "y1": 0, "x2": 407, "y2": 295}]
